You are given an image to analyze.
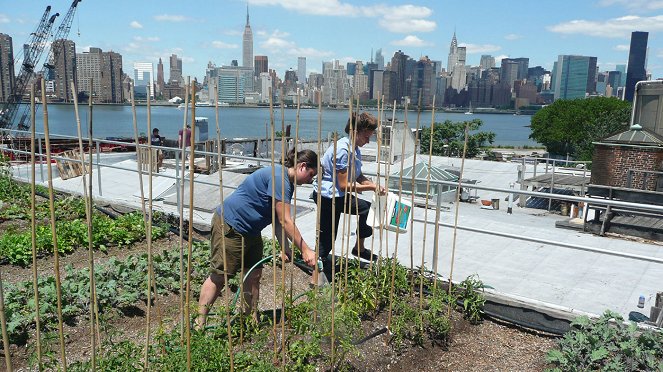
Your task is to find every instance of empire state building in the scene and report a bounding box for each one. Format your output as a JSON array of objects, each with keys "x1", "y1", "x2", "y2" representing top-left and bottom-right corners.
[{"x1": 243, "y1": 6, "x2": 253, "y2": 69}]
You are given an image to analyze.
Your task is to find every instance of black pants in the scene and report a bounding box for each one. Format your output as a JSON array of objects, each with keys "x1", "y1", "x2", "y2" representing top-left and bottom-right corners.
[{"x1": 313, "y1": 192, "x2": 373, "y2": 280}]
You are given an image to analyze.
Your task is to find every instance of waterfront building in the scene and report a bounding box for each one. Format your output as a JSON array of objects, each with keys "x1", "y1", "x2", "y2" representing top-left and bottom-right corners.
[
  {"x1": 254, "y1": 55, "x2": 268, "y2": 77},
  {"x1": 371, "y1": 70, "x2": 384, "y2": 99},
  {"x1": 607, "y1": 70, "x2": 622, "y2": 97},
  {"x1": 133, "y1": 61, "x2": 154, "y2": 100},
  {"x1": 346, "y1": 62, "x2": 356, "y2": 76},
  {"x1": 322, "y1": 60, "x2": 349, "y2": 105},
  {"x1": 616, "y1": 64, "x2": 626, "y2": 88},
  {"x1": 169, "y1": 54, "x2": 183, "y2": 86},
  {"x1": 216, "y1": 66, "x2": 253, "y2": 103},
  {"x1": 500, "y1": 58, "x2": 528, "y2": 90},
  {"x1": 552, "y1": 55, "x2": 597, "y2": 100},
  {"x1": 52, "y1": 39, "x2": 77, "y2": 102},
  {"x1": 389, "y1": 50, "x2": 408, "y2": 103},
  {"x1": 479, "y1": 55, "x2": 495, "y2": 71},
  {"x1": 259, "y1": 72, "x2": 272, "y2": 103},
  {"x1": 308, "y1": 72, "x2": 323, "y2": 90},
  {"x1": 366, "y1": 62, "x2": 378, "y2": 99},
  {"x1": 411, "y1": 56, "x2": 434, "y2": 107},
  {"x1": 353, "y1": 68, "x2": 369, "y2": 97},
  {"x1": 297, "y1": 57, "x2": 306, "y2": 86},
  {"x1": 0, "y1": 33, "x2": 15, "y2": 103},
  {"x1": 76, "y1": 47, "x2": 123, "y2": 103},
  {"x1": 156, "y1": 58, "x2": 164, "y2": 95},
  {"x1": 284, "y1": 69, "x2": 298, "y2": 94},
  {"x1": 375, "y1": 48, "x2": 384, "y2": 70},
  {"x1": 242, "y1": 6, "x2": 253, "y2": 69},
  {"x1": 625, "y1": 31, "x2": 648, "y2": 102}
]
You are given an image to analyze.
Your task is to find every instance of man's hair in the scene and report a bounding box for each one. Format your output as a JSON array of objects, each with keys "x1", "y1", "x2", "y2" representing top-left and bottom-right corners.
[
  {"x1": 152, "y1": 128, "x2": 159, "y2": 134},
  {"x1": 345, "y1": 112, "x2": 378, "y2": 134}
]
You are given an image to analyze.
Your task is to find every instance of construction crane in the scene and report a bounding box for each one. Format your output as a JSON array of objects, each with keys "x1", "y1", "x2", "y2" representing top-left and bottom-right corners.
[
  {"x1": 0, "y1": 6, "x2": 59, "y2": 129},
  {"x1": 1, "y1": 0, "x2": 83, "y2": 131}
]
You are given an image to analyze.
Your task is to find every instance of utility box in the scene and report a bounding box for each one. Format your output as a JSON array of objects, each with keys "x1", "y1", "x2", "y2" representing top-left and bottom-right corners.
[
  {"x1": 195, "y1": 117, "x2": 209, "y2": 142},
  {"x1": 633, "y1": 81, "x2": 663, "y2": 137}
]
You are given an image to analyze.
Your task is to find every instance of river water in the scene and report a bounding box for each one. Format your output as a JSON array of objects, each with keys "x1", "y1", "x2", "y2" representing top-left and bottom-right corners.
[{"x1": 16, "y1": 104, "x2": 538, "y2": 147}]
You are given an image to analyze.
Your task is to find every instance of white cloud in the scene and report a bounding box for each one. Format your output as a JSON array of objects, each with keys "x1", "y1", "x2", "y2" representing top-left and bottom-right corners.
[
  {"x1": 548, "y1": 15, "x2": 663, "y2": 38},
  {"x1": 259, "y1": 30, "x2": 333, "y2": 58},
  {"x1": 133, "y1": 36, "x2": 160, "y2": 42},
  {"x1": 391, "y1": 35, "x2": 432, "y2": 47},
  {"x1": 0, "y1": 14, "x2": 9, "y2": 23},
  {"x1": 154, "y1": 14, "x2": 191, "y2": 22},
  {"x1": 504, "y1": 33, "x2": 523, "y2": 40},
  {"x1": 599, "y1": 0, "x2": 663, "y2": 11},
  {"x1": 494, "y1": 54, "x2": 509, "y2": 63},
  {"x1": 211, "y1": 41, "x2": 238, "y2": 49},
  {"x1": 459, "y1": 43, "x2": 501, "y2": 54},
  {"x1": 249, "y1": 0, "x2": 435, "y2": 33},
  {"x1": 613, "y1": 44, "x2": 630, "y2": 51},
  {"x1": 130, "y1": 21, "x2": 143, "y2": 29}
]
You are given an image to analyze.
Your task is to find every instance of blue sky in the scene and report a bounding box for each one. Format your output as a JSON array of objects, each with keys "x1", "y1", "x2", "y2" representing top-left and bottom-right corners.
[{"x1": 2, "y1": 0, "x2": 662, "y2": 81}]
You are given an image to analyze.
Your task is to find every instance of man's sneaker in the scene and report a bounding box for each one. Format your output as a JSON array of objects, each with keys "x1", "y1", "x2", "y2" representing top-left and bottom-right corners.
[{"x1": 351, "y1": 247, "x2": 378, "y2": 261}]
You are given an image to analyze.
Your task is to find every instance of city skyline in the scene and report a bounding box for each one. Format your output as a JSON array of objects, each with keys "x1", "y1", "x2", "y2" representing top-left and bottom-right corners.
[{"x1": 1, "y1": 0, "x2": 662, "y2": 81}]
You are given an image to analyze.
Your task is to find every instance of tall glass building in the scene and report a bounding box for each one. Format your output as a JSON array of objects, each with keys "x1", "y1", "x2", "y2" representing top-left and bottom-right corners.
[
  {"x1": 624, "y1": 31, "x2": 648, "y2": 102},
  {"x1": 552, "y1": 55, "x2": 597, "y2": 100}
]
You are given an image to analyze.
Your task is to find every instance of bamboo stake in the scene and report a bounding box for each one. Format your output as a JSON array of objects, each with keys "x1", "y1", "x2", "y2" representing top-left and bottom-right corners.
[
  {"x1": 41, "y1": 79, "x2": 67, "y2": 372},
  {"x1": 88, "y1": 89, "x2": 102, "y2": 349},
  {"x1": 374, "y1": 96, "x2": 389, "y2": 275},
  {"x1": 380, "y1": 101, "x2": 397, "y2": 281},
  {"x1": 143, "y1": 85, "x2": 156, "y2": 370},
  {"x1": 29, "y1": 84, "x2": 42, "y2": 370},
  {"x1": 345, "y1": 96, "x2": 361, "y2": 293},
  {"x1": 387, "y1": 99, "x2": 409, "y2": 331},
  {"x1": 368, "y1": 93, "x2": 382, "y2": 273},
  {"x1": 447, "y1": 121, "x2": 470, "y2": 319},
  {"x1": 329, "y1": 135, "x2": 338, "y2": 370},
  {"x1": 312, "y1": 89, "x2": 323, "y2": 297},
  {"x1": 0, "y1": 269, "x2": 11, "y2": 372},
  {"x1": 178, "y1": 78, "x2": 190, "y2": 340},
  {"x1": 338, "y1": 98, "x2": 354, "y2": 296},
  {"x1": 268, "y1": 87, "x2": 278, "y2": 363},
  {"x1": 279, "y1": 89, "x2": 287, "y2": 368},
  {"x1": 419, "y1": 95, "x2": 436, "y2": 315},
  {"x1": 409, "y1": 92, "x2": 423, "y2": 297},
  {"x1": 70, "y1": 80, "x2": 96, "y2": 370},
  {"x1": 185, "y1": 83, "x2": 197, "y2": 372},
  {"x1": 213, "y1": 83, "x2": 235, "y2": 370}
]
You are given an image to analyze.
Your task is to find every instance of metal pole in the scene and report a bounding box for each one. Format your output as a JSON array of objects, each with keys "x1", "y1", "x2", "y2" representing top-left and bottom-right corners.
[
  {"x1": 548, "y1": 160, "x2": 555, "y2": 212},
  {"x1": 96, "y1": 141, "x2": 102, "y2": 196},
  {"x1": 432, "y1": 183, "x2": 442, "y2": 274},
  {"x1": 175, "y1": 151, "x2": 181, "y2": 208},
  {"x1": 508, "y1": 182, "x2": 514, "y2": 214},
  {"x1": 38, "y1": 137, "x2": 44, "y2": 182}
]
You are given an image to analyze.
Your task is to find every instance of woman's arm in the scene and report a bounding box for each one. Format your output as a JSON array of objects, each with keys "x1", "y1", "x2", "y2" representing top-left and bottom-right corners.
[
  {"x1": 274, "y1": 200, "x2": 316, "y2": 266},
  {"x1": 337, "y1": 170, "x2": 382, "y2": 193}
]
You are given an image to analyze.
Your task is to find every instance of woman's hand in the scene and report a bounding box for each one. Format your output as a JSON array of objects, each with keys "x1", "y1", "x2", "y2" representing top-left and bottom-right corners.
[
  {"x1": 375, "y1": 184, "x2": 387, "y2": 195},
  {"x1": 301, "y1": 247, "x2": 317, "y2": 267}
]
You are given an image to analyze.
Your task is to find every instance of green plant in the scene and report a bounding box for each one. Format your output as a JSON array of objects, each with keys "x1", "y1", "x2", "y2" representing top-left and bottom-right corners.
[
  {"x1": 546, "y1": 310, "x2": 663, "y2": 371},
  {"x1": 455, "y1": 275, "x2": 486, "y2": 324}
]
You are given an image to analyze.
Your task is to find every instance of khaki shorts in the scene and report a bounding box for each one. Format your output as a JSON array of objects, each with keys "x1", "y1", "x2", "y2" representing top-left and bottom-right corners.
[{"x1": 209, "y1": 213, "x2": 263, "y2": 276}]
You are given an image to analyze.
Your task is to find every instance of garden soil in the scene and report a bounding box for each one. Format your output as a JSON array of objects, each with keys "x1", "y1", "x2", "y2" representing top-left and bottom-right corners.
[{"x1": 2, "y1": 231, "x2": 557, "y2": 371}]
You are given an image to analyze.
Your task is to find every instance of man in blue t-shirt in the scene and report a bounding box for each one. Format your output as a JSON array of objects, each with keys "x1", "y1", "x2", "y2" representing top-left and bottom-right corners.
[{"x1": 197, "y1": 149, "x2": 318, "y2": 328}]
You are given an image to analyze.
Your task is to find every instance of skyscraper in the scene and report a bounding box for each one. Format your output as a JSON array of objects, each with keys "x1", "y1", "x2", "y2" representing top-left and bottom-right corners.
[
  {"x1": 375, "y1": 48, "x2": 385, "y2": 70},
  {"x1": 133, "y1": 62, "x2": 154, "y2": 100},
  {"x1": 169, "y1": 54, "x2": 182, "y2": 85},
  {"x1": 447, "y1": 32, "x2": 467, "y2": 90},
  {"x1": 389, "y1": 50, "x2": 408, "y2": 103},
  {"x1": 156, "y1": 58, "x2": 164, "y2": 95},
  {"x1": 624, "y1": 31, "x2": 648, "y2": 102},
  {"x1": 297, "y1": 57, "x2": 306, "y2": 86},
  {"x1": 479, "y1": 55, "x2": 495, "y2": 71},
  {"x1": 552, "y1": 55, "x2": 598, "y2": 100},
  {"x1": 100, "y1": 51, "x2": 123, "y2": 103},
  {"x1": 0, "y1": 33, "x2": 15, "y2": 103},
  {"x1": 76, "y1": 47, "x2": 103, "y2": 98},
  {"x1": 254, "y1": 55, "x2": 268, "y2": 77},
  {"x1": 242, "y1": 6, "x2": 253, "y2": 69},
  {"x1": 52, "y1": 39, "x2": 77, "y2": 102}
]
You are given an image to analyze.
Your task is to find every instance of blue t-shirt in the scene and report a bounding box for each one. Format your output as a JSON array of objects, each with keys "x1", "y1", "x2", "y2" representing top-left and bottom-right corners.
[
  {"x1": 219, "y1": 164, "x2": 293, "y2": 235},
  {"x1": 315, "y1": 136, "x2": 362, "y2": 198}
]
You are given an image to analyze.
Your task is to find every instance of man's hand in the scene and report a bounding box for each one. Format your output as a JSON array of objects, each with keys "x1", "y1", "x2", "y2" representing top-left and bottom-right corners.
[
  {"x1": 301, "y1": 247, "x2": 316, "y2": 267},
  {"x1": 280, "y1": 250, "x2": 291, "y2": 263}
]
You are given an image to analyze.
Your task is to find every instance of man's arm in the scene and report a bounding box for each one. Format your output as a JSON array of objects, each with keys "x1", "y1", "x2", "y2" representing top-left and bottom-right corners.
[{"x1": 274, "y1": 200, "x2": 316, "y2": 266}]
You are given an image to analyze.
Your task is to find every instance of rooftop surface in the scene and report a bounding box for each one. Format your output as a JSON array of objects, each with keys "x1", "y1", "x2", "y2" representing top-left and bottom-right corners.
[{"x1": 11, "y1": 153, "x2": 663, "y2": 320}]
